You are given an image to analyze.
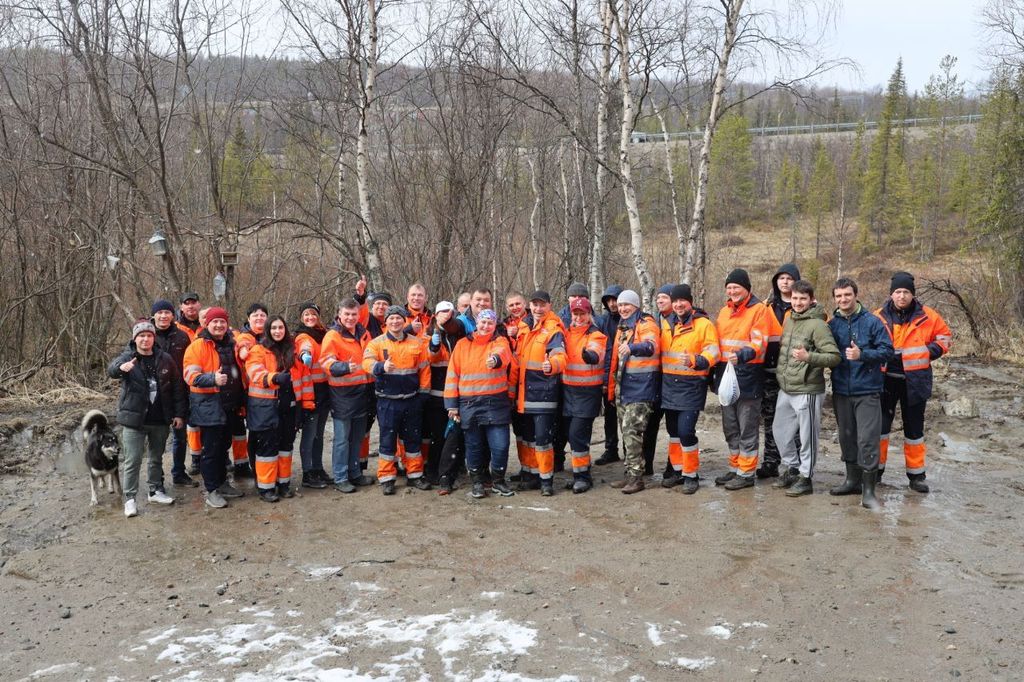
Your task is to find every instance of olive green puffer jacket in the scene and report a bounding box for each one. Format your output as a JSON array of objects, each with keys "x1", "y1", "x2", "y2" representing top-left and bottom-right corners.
[{"x1": 776, "y1": 304, "x2": 841, "y2": 394}]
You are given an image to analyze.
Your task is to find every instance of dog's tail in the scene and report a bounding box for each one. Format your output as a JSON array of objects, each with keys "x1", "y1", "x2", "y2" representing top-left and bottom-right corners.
[{"x1": 81, "y1": 409, "x2": 109, "y2": 434}]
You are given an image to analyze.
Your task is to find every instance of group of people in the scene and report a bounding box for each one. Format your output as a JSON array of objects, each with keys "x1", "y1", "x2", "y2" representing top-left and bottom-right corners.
[{"x1": 106, "y1": 266, "x2": 951, "y2": 517}]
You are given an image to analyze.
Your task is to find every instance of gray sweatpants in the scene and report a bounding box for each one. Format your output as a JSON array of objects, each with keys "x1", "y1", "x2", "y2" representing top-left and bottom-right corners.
[
  {"x1": 833, "y1": 393, "x2": 881, "y2": 471},
  {"x1": 772, "y1": 391, "x2": 823, "y2": 478},
  {"x1": 721, "y1": 396, "x2": 762, "y2": 477},
  {"x1": 121, "y1": 424, "x2": 170, "y2": 500}
]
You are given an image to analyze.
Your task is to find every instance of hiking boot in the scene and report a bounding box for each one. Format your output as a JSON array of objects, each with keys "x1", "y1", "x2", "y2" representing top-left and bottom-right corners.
[
  {"x1": 679, "y1": 476, "x2": 699, "y2": 495},
  {"x1": 723, "y1": 475, "x2": 754, "y2": 490},
  {"x1": 349, "y1": 474, "x2": 374, "y2": 487},
  {"x1": 334, "y1": 480, "x2": 357, "y2": 493},
  {"x1": 861, "y1": 469, "x2": 881, "y2": 510},
  {"x1": 217, "y1": 482, "x2": 244, "y2": 498},
  {"x1": 714, "y1": 471, "x2": 737, "y2": 486},
  {"x1": 785, "y1": 476, "x2": 813, "y2": 497},
  {"x1": 147, "y1": 489, "x2": 175, "y2": 505},
  {"x1": 173, "y1": 473, "x2": 199, "y2": 487},
  {"x1": 259, "y1": 488, "x2": 280, "y2": 503},
  {"x1": 661, "y1": 471, "x2": 682, "y2": 488},
  {"x1": 277, "y1": 482, "x2": 294, "y2": 498},
  {"x1": 517, "y1": 472, "x2": 541, "y2": 491},
  {"x1": 233, "y1": 463, "x2": 253, "y2": 478},
  {"x1": 756, "y1": 462, "x2": 780, "y2": 479},
  {"x1": 124, "y1": 498, "x2": 138, "y2": 518},
  {"x1": 411, "y1": 477, "x2": 433, "y2": 491},
  {"x1": 830, "y1": 463, "x2": 862, "y2": 496},
  {"x1": 572, "y1": 478, "x2": 592, "y2": 494},
  {"x1": 490, "y1": 471, "x2": 515, "y2": 497},
  {"x1": 437, "y1": 476, "x2": 454, "y2": 496},
  {"x1": 204, "y1": 490, "x2": 227, "y2": 509},
  {"x1": 621, "y1": 475, "x2": 645, "y2": 495},
  {"x1": 540, "y1": 480, "x2": 554, "y2": 496},
  {"x1": 594, "y1": 451, "x2": 620, "y2": 466},
  {"x1": 381, "y1": 480, "x2": 396, "y2": 496},
  {"x1": 609, "y1": 476, "x2": 630, "y2": 489},
  {"x1": 908, "y1": 473, "x2": 930, "y2": 494},
  {"x1": 470, "y1": 481, "x2": 487, "y2": 498},
  {"x1": 772, "y1": 467, "x2": 800, "y2": 489},
  {"x1": 302, "y1": 472, "x2": 328, "y2": 490}
]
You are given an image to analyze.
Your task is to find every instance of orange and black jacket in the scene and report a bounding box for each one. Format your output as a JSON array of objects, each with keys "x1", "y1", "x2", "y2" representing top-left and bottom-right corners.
[
  {"x1": 875, "y1": 299, "x2": 952, "y2": 405},
  {"x1": 562, "y1": 323, "x2": 607, "y2": 418},
  {"x1": 444, "y1": 331, "x2": 513, "y2": 428},
  {"x1": 244, "y1": 345, "x2": 314, "y2": 431},
  {"x1": 320, "y1": 323, "x2": 374, "y2": 420},
  {"x1": 714, "y1": 293, "x2": 775, "y2": 399},
  {"x1": 362, "y1": 332, "x2": 431, "y2": 399},
  {"x1": 182, "y1": 330, "x2": 244, "y2": 426},
  {"x1": 607, "y1": 311, "x2": 661, "y2": 404},
  {"x1": 513, "y1": 310, "x2": 567, "y2": 414},
  {"x1": 295, "y1": 323, "x2": 328, "y2": 389},
  {"x1": 427, "y1": 329, "x2": 458, "y2": 403},
  {"x1": 660, "y1": 310, "x2": 719, "y2": 412}
]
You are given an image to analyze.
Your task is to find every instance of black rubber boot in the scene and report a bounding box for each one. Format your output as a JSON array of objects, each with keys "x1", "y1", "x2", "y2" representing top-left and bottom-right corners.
[
  {"x1": 469, "y1": 469, "x2": 486, "y2": 498},
  {"x1": 755, "y1": 462, "x2": 780, "y2": 479},
  {"x1": 829, "y1": 462, "x2": 862, "y2": 496},
  {"x1": 861, "y1": 469, "x2": 881, "y2": 510},
  {"x1": 772, "y1": 467, "x2": 800, "y2": 489},
  {"x1": 908, "y1": 473, "x2": 929, "y2": 493},
  {"x1": 491, "y1": 469, "x2": 515, "y2": 497}
]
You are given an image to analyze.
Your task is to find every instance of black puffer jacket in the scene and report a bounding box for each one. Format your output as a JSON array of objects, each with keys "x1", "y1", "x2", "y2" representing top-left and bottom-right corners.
[{"x1": 107, "y1": 344, "x2": 187, "y2": 429}]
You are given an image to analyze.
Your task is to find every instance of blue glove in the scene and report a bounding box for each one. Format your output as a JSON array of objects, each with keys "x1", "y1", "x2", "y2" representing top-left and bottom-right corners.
[
  {"x1": 431, "y1": 332, "x2": 441, "y2": 346},
  {"x1": 300, "y1": 352, "x2": 313, "y2": 367}
]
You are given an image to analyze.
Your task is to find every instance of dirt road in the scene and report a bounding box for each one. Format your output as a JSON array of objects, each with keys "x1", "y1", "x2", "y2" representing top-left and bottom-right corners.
[{"x1": 1, "y1": 359, "x2": 1022, "y2": 681}]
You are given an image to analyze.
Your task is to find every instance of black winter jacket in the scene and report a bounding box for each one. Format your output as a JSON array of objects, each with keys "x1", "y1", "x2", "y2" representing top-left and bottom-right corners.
[{"x1": 107, "y1": 345, "x2": 187, "y2": 429}]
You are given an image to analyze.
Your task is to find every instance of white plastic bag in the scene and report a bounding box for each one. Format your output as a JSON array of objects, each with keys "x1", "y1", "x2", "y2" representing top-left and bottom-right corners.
[{"x1": 718, "y1": 361, "x2": 740, "y2": 407}]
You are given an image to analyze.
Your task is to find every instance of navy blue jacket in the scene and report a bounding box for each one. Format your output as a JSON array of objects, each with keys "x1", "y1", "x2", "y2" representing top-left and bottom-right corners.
[{"x1": 828, "y1": 304, "x2": 893, "y2": 396}]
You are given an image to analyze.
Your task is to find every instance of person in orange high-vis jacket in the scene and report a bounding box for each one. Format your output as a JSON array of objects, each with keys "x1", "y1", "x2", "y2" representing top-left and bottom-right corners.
[
  {"x1": 444, "y1": 308, "x2": 515, "y2": 498},
  {"x1": 713, "y1": 269, "x2": 776, "y2": 490},
  {"x1": 233, "y1": 303, "x2": 269, "y2": 477},
  {"x1": 659, "y1": 284, "x2": 719, "y2": 495},
  {"x1": 875, "y1": 271, "x2": 952, "y2": 493},
  {"x1": 606, "y1": 290, "x2": 661, "y2": 495},
  {"x1": 512, "y1": 291, "x2": 567, "y2": 496},
  {"x1": 245, "y1": 316, "x2": 312, "y2": 502},
  {"x1": 320, "y1": 299, "x2": 375, "y2": 493},
  {"x1": 295, "y1": 301, "x2": 337, "y2": 489},
  {"x1": 362, "y1": 305, "x2": 433, "y2": 495},
  {"x1": 561, "y1": 299, "x2": 607, "y2": 494}
]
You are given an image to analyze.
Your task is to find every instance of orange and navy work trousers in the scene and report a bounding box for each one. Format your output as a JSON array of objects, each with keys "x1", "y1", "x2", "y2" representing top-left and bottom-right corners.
[
  {"x1": 376, "y1": 397, "x2": 424, "y2": 482},
  {"x1": 880, "y1": 376, "x2": 927, "y2": 477},
  {"x1": 564, "y1": 415, "x2": 595, "y2": 481},
  {"x1": 665, "y1": 409, "x2": 701, "y2": 478},
  {"x1": 519, "y1": 412, "x2": 556, "y2": 480},
  {"x1": 721, "y1": 396, "x2": 761, "y2": 477}
]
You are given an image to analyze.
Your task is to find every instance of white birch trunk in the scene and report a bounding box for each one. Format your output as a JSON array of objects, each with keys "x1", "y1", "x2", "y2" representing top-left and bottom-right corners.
[
  {"x1": 356, "y1": 0, "x2": 383, "y2": 291},
  {"x1": 527, "y1": 154, "x2": 542, "y2": 291},
  {"x1": 589, "y1": 0, "x2": 614, "y2": 301},
  {"x1": 653, "y1": 102, "x2": 685, "y2": 280}
]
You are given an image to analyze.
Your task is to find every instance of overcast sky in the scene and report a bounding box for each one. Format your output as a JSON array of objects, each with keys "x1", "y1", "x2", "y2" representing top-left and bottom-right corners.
[{"x1": 828, "y1": 0, "x2": 990, "y2": 92}]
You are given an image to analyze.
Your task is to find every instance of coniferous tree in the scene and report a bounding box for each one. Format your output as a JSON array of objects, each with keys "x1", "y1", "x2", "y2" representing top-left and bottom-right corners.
[{"x1": 806, "y1": 139, "x2": 836, "y2": 258}]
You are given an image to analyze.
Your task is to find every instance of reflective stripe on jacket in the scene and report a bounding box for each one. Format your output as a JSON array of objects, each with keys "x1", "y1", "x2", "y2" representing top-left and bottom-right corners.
[
  {"x1": 183, "y1": 336, "x2": 226, "y2": 426},
  {"x1": 244, "y1": 345, "x2": 313, "y2": 431},
  {"x1": 659, "y1": 310, "x2": 719, "y2": 412},
  {"x1": 607, "y1": 311, "x2": 660, "y2": 404},
  {"x1": 714, "y1": 294, "x2": 774, "y2": 399},
  {"x1": 513, "y1": 311, "x2": 567, "y2": 414},
  {"x1": 562, "y1": 323, "x2": 607, "y2": 418},
  {"x1": 875, "y1": 300, "x2": 952, "y2": 405},
  {"x1": 295, "y1": 331, "x2": 327, "y2": 384},
  {"x1": 320, "y1": 323, "x2": 374, "y2": 419},
  {"x1": 444, "y1": 332, "x2": 513, "y2": 428},
  {"x1": 363, "y1": 332, "x2": 431, "y2": 399}
]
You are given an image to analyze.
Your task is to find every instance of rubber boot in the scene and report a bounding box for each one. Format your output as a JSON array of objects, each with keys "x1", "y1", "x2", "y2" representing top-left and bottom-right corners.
[
  {"x1": 861, "y1": 469, "x2": 881, "y2": 510},
  {"x1": 469, "y1": 469, "x2": 486, "y2": 499},
  {"x1": 491, "y1": 469, "x2": 515, "y2": 497},
  {"x1": 829, "y1": 462, "x2": 862, "y2": 496}
]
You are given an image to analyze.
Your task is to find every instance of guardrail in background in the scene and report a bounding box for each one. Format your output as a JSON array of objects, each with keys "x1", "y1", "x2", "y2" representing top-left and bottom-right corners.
[{"x1": 630, "y1": 114, "x2": 983, "y2": 143}]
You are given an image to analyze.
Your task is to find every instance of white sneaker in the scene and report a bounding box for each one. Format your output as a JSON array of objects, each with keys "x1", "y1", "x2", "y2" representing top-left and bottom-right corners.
[
  {"x1": 147, "y1": 490, "x2": 175, "y2": 505},
  {"x1": 124, "y1": 499, "x2": 138, "y2": 518},
  {"x1": 205, "y1": 490, "x2": 228, "y2": 509}
]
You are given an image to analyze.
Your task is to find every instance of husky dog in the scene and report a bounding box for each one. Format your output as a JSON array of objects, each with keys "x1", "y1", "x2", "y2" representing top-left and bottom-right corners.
[{"x1": 82, "y1": 410, "x2": 122, "y2": 505}]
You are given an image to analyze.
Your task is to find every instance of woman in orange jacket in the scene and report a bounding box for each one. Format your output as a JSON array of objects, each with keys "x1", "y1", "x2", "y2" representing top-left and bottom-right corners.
[
  {"x1": 295, "y1": 302, "x2": 333, "y2": 489},
  {"x1": 561, "y1": 299, "x2": 607, "y2": 493},
  {"x1": 245, "y1": 316, "x2": 312, "y2": 502}
]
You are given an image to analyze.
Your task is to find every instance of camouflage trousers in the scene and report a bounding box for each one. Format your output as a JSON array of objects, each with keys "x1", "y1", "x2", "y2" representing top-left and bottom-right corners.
[{"x1": 616, "y1": 400, "x2": 654, "y2": 477}]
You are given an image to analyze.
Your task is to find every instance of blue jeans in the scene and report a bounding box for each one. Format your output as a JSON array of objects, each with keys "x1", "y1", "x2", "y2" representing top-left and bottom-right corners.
[
  {"x1": 300, "y1": 384, "x2": 331, "y2": 474},
  {"x1": 464, "y1": 424, "x2": 510, "y2": 473},
  {"x1": 332, "y1": 416, "x2": 368, "y2": 484},
  {"x1": 170, "y1": 425, "x2": 187, "y2": 477}
]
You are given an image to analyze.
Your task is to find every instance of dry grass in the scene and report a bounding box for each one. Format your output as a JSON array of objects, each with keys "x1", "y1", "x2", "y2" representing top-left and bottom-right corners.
[{"x1": 0, "y1": 385, "x2": 109, "y2": 412}]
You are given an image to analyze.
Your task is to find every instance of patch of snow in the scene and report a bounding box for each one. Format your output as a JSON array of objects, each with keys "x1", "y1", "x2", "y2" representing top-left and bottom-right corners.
[
  {"x1": 480, "y1": 591, "x2": 504, "y2": 599},
  {"x1": 646, "y1": 623, "x2": 664, "y2": 646},
  {"x1": 305, "y1": 565, "x2": 343, "y2": 579},
  {"x1": 705, "y1": 625, "x2": 732, "y2": 639},
  {"x1": 672, "y1": 656, "x2": 716, "y2": 671},
  {"x1": 286, "y1": 610, "x2": 302, "y2": 618},
  {"x1": 23, "y1": 663, "x2": 80, "y2": 679},
  {"x1": 741, "y1": 621, "x2": 767, "y2": 629},
  {"x1": 519, "y1": 506, "x2": 553, "y2": 512},
  {"x1": 350, "y1": 581, "x2": 384, "y2": 592}
]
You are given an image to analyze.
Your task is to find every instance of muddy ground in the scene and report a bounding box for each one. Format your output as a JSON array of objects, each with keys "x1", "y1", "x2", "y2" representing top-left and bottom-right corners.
[{"x1": 0, "y1": 358, "x2": 1022, "y2": 681}]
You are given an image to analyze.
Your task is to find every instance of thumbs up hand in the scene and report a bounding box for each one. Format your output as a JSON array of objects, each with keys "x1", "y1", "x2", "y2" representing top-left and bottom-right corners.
[
  {"x1": 119, "y1": 356, "x2": 137, "y2": 373},
  {"x1": 845, "y1": 340, "x2": 861, "y2": 361},
  {"x1": 214, "y1": 368, "x2": 228, "y2": 386},
  {"x1": 791, "y1": 344, "x2": 809, "y2": 362}
]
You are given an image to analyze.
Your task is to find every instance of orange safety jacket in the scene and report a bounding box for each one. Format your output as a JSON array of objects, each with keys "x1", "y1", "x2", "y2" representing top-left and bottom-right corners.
[
  {"x1": 607, "y1": 312, "x2": 661, "y2": 404},
  {"x1": 295, "y1": 328, "x2": 328, "y2": 385},
  {"x1": 362, "y1": 331, "x2": 431, "y2": 399},
  {"x1": 562, "y1": 322, "x2": 607, "y2": 418},
  {"x1": 183, "y1": 336, "x2": 230, "y2": 426},
  {"x1": 427, "y1": 336, "x2": 455, "y2": 400},
  {"x1": 244, "y1": 345, "x2": 314, "y2": 431},
  {"x1": 233, "y1": 326, "x2": 263, "y2": 389},
  {"x1": 404, "y1": 306, "x2": 433, "y2": 335},
  {"x1": 320, "y1": 323, "x2": 374, "y2": 419},
  {"x1": 660, "y1": 310, "x2": 719, "y2": 412},
  {"x1": 444, "y1": 331, "x2": 513, "y2": 428},
  {"x1": 875, "y1": 299, "x2": 952, "y2": 405},
  {"x1": 714, "y1": 293, "x2": 774, "y2": 398},
  {"x1": 513, "y1": 310, "x2": 567, "y2": 414}
]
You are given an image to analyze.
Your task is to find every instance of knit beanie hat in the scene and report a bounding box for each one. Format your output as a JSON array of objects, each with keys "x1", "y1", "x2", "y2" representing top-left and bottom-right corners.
[
  {"x1": 476, "y1": 309, "x2": 498, "y2": 323},
  {"x1": 725, "y1": 268, "x2": 752, "y2": 292},
  {"x1": 206, "y1": 307, "x2": 229, "y2": 324},
  {"x1": 616, "y1": 290, "x2": 641, "y2": 308},
  {"x1": 567, "y1": 282, "x2": 589, "y2": 298},
  {"x1": 384, "y1": 305, "x2": 407, "y2": 322},
  {"x1": 670, "y1": 284, "x2": 693, "y2": 303},
  {"x1": 298, "y1": 301, "x2": 321, "y2": 316},
  {"x1": 132, "y1": 320, "x2": 156, "y2": 339},
  {"x1": 657, "y1": 283, "x2": 675, "y2": 297},
  {"x1": 890, "y1": 271, "x2": 916, "y2": 295},
  {"x1": 151, "y1": 299, "x2": 175, "y2": 315},
  {"x1": 367, "y1": 292, "x2": 393, "y2": 306}
]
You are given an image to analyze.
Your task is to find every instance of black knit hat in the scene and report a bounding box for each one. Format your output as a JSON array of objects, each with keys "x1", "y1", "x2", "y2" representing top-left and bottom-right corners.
[
  {"x1": 890, "y1": 271, "x2": 915, "y2": 295},
  {"x1": 670, "y1": 284, "x2": 693, "y2": 303},
  {"x1": 566, "y1": 282, "x2": 589, "y2": 298},
  {"x1": 367, "y1": 292, "x2": 393, "y2": 306},
  {"x1": 384, "y1": 305, "x2": 407, "y2": 321},
  {"x1": 298, "y1": 301, "x2": 321, "y2": 315},
  {"x1": 151, "y1": 299, "x2": 175, "y2": 315},
  {"x1": 725, "y1": 268, "x2": 752, "y2": 292}
]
